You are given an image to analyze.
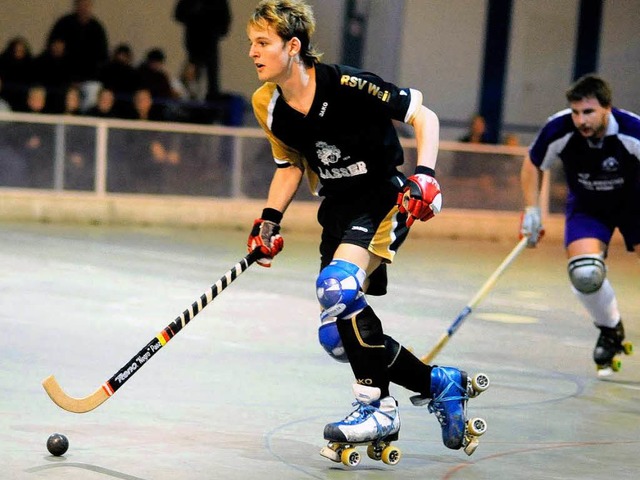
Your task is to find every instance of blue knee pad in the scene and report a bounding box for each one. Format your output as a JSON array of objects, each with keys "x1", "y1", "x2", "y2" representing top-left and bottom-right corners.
[
  {"x1": 318, "y1": 317, "x2": 349, "y2": 363},
  {"x1": 316, "y1": 259, "x2": 368, "y2": 321},
  {"x1": 316, "y1": 259, "x2": 368, "y2": 362}
]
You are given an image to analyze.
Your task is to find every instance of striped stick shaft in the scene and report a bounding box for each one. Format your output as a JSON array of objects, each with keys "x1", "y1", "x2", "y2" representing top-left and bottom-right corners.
[{"x1": 102, "y1": 252, "x2": 258, "y2": 395}]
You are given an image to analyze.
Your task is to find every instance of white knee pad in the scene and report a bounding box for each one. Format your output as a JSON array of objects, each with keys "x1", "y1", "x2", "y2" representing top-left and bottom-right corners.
[{"x1": 568, "y1": 254, "x2": 606, "y2": 294}]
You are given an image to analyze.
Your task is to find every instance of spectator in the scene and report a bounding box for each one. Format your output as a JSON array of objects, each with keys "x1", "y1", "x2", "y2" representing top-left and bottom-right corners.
[
  {"x1": 174, "y1": 0, "x2": 231, "y2": 102},
  {"x1": 19, "y1": 85, "x2": 54, "y2": 188},
  {"x1": 111, "y1": 88, "x2": 180, "y2": 193},
  {"x1": 32, "y1": 37, "x2": 73, "y2": 114},
  {"x1": 23, "y1": 84, "x2": 47, "y2": 114},
  {"x1": 47, "y1": 0, "x2": 108, "y2": 82},
  {"x1": 178, "y1": 61, "x2": 206, "y2": 101},
  {"x1": 503, "y1": 132, "x2": 520, "y2": 146},
  {"x1": 137, "y1": 48, "x2": 179, "y2": 102},
  {"x1": 47, "y1": 0, "x2": 109, "y2": 108},
  {"x1": 98, "y1": 43, "x2": 140, "y2": 113},
  {"x1": 85, "y1": 87, "x2": 116, "y2": 117},
  {"x1": 0, "y1": 37, "x2": 34, "y2": 110},
  {"x1": 122, "y1": 88, "x2": 165, "y2": 121},
  {"x1": 458, "y1": 114, "x2": 491, "y2": 144},
  {"x1": 63, "y1": 85, "x2": 82, "y2": 115}
]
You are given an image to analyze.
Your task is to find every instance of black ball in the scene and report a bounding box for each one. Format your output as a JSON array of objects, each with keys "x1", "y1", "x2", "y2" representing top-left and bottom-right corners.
[{"x1": 46, "y1": 433, "x2": 69, "y2": 456}]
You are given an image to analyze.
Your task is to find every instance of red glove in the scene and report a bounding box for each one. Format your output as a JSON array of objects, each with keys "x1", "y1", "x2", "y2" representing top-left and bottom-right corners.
[
  {"x1": 247, "y1": 208, "x2": 284, "y2": 267},
  {"x1": 397, "y1": 167, "x2": 442, "y2": 227}
]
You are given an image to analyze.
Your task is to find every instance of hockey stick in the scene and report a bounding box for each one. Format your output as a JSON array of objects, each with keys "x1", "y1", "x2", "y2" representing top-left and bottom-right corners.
[
  {"x1": 42, "y1": 249, "x2": 262, "y2": 413},
  {"x1": 421, "y1": 237, "x2": 528, "y2": 364}
]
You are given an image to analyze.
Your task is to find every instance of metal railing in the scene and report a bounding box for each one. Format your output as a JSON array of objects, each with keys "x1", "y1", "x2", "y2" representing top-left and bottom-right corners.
[{"x1": 0, "y1": 112, "x2": 562, "y2": 212}]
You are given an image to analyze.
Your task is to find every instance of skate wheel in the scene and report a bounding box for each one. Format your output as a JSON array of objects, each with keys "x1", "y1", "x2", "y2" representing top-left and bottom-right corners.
[
  {"x1": 341, "y1": 447, "x2": 360, "y2": 467},
  {"x1": 622, "y1": 341, "x2": 633, "y2": 355},
  {"x1": 366, "y1": 444, "x2": 381, "y2": 461},
  {"x1": 464, "y1": 437, "x2": 479, "y2": 456},
  {"x1": 467, "y1": 417, "x2": 487, "y2": 436},
  {"x1": 471, "y1": 373, "x2": 490, "y2": 393},
  {"x1": 612, "y1": 357, "x2": 622, "y2": 372},
  {"x1": 381, "y1": 445, "x2": 401, "y2": 465}
]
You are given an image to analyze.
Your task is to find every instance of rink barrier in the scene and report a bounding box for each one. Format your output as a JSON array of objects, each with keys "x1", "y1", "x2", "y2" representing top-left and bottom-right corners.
[
  {"x1": 0, "y1": 111, "x2": 566, "y2": 242},
  {"x1": 0, "y1": 188, "x2": 565, "y2": 243}
]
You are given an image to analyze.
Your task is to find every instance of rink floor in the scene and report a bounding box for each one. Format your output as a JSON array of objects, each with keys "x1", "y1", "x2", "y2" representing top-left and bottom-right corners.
[{"x1": 1, "y1": 221, "x2": 639, "y2": 479}]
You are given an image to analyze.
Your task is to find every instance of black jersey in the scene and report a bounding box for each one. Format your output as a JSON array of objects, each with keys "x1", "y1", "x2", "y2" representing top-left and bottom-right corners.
[{"x1": 252, "y1": 63, "x2": 422, "y2": 197}]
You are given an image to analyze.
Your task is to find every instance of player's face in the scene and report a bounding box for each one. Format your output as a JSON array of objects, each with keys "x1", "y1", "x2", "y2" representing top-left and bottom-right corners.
[
  {"x1": 248, "y1": 24, "x2": 293, "y2": 84},
  {"x1": 570, "y1": 97, "x2": 611, "y2": 139}
]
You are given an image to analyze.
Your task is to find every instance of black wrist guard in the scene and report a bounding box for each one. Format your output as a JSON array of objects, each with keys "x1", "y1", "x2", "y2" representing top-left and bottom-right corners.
[
  {"x1": 261, "y1": 208, "x2": 283, "y2": 224},
  {"x1": 414, "y1": 165, "x2": 435, "y2": 177}
]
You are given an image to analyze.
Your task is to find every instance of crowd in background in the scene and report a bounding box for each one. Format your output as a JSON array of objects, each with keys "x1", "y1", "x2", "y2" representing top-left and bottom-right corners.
[{"x1": 0, "y1": 0, "x2": 237, "y2": 125}]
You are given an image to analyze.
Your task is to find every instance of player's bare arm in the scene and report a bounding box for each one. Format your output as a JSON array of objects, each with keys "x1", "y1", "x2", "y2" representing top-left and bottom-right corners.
[
  {"x1": 398, "y1": 104, "x2": 442, "y2": 226},
  {"x1": 520, "y1": 154, "x2": 542, "y2": 207},
  {"x1": 410, "y1": 104, "x2": 439, "y2": 170},
  {"x1": 265, "y1": 164, "x2": 304, "y2": 214}
]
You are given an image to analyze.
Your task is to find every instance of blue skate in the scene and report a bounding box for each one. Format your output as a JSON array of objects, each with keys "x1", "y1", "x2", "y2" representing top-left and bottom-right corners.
[
  {"x1": 411, "y1": 366, "x2": 489, "y2": 455},
  {"x1": 320, "y1": 384, "x2": 402, "y2": 467}
]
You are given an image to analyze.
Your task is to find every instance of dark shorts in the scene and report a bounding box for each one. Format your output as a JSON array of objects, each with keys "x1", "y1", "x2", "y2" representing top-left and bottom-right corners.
[
  {"x1": 317, "y1": 180, "x2": 409, "y2": 296},
  {"x1": 565, "y1": 201, "x2": 640, "y2": 252}
]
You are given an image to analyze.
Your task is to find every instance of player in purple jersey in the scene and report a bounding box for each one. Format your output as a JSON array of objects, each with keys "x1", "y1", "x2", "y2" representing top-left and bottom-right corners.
[
  {"x1": 520, "y1": 74, "x2": 638, "y2": 376},
  {"x1": 244, "y1": 0, "x2": 488, "y2": 463}
]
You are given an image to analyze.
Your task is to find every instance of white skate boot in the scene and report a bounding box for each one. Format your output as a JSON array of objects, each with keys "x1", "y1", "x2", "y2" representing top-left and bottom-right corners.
[{"x1": 320, "y1": 384, "x2": 401, "y2": 467}]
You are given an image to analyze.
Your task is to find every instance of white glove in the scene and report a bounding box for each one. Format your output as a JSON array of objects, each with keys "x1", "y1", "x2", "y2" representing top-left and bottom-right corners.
[{"x1": 520, "y1": 206, "x2": 544, "y2": 247}]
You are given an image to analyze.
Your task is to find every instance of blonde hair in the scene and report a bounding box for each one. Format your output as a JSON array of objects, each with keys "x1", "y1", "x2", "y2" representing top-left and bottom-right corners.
[{"x1": 249, "y1": 0, "x2": 322, "y2": 67}]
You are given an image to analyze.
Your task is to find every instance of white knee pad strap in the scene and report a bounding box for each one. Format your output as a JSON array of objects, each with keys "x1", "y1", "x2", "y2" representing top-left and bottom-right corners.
[{"x1": 568, "y1": 254, "x2": 606, "y2": 294}]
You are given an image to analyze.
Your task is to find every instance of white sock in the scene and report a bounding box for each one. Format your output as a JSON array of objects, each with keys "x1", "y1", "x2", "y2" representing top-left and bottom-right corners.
[{"x1": 571, "y1": 279, "x2": 620, "y2": 328}]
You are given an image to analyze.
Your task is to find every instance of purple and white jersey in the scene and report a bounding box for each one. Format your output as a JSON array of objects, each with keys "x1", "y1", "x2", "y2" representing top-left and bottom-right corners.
[{"x1": 529, "y1": 108, "x2": 640, "y2": 213}]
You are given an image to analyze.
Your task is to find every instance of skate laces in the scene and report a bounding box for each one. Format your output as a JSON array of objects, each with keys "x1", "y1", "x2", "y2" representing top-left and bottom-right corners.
[
  {"x1": 340, "y1": 400, "x2": 396, "y2": 435},
  {"x1": 428, "y1": 370, "x2": 467, "y2": 426}
]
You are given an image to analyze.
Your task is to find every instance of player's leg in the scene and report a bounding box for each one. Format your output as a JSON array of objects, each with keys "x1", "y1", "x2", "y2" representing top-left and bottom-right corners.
[
  {"x1": 565, "y1": 208, "x2": 629, "y2": 373},
  {"x1": 317, "y1": 244, "x2": 400, "y2": 443}
]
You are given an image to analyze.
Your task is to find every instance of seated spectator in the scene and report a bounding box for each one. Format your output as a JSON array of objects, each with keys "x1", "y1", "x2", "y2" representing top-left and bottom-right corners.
[
  {"x1": 137, "y1": 48, "x2": 179, "y2": 102},
  {"x1": 0, "y1": 37, "x2": 34, "y2": 110},
  {"x1": 120, "y1": 88, "x2": 165, "y2": 121},
  {"x1": 179, "y1": 61, "x2": 206, "y2": 101},
  {"x1": 110, "y1": 89, "x2": 180, "y2": 193},
  {"x1": 32, "y1": 37, "x2": 73, "y2": 113},
  {"x1": 85, "y1": 87, "x2": 116, "y2": 117},
  {"x1": 99, "y1": 43, "x2": 140, "y2": 112},
  {"x1": 63, "y1": 84, "x2": 82, "y2": 115},
  {"x1": 18, "y1": 86, "x2": 54, "y2": 188},
  {"x1": 458, "y1": 114, "x2": 491, "y2": 144},
  {"x1": 23, "y1": 84, "x2": 47, "y2": 114}
]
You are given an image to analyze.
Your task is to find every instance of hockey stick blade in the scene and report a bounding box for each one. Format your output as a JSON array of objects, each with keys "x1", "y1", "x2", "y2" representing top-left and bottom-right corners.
[
  {"x1": 421, "y1": 237, "x2": 528, "y2": 364},
  {"x1": 42, "y1": 249, "x2": 262, "y2": 414}
]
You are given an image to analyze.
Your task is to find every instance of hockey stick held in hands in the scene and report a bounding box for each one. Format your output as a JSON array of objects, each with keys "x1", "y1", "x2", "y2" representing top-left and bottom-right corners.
[
  {"x1": 421, "y1": 237, "x2": 528, "y2": 364},
  {"x1": 43, "y1": 249, "x2": 262, "y2": 414}
]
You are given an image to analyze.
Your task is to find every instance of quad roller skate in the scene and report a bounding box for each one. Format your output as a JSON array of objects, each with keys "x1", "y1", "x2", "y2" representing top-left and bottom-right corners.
[
  {"x1": 594, "y1": 321, "x2": 633, "y2": 378},
  {"x1": 320, "y1": 384, "x2": 402, "y2": 467},
  {"x1": 411, "y1": 366, "x2": 490, "y2": 456}
]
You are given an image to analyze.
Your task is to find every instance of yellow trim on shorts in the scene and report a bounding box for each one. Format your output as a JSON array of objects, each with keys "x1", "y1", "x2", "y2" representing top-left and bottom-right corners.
[{"x1": 368, "y1": 206, "x2": 402, "y2": 263}]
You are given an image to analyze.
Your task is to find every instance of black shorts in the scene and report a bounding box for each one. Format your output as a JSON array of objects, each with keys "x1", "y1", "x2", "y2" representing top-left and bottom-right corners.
[{"x1": 317, "y1": 180, "x2": 409, "y2": 296}]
